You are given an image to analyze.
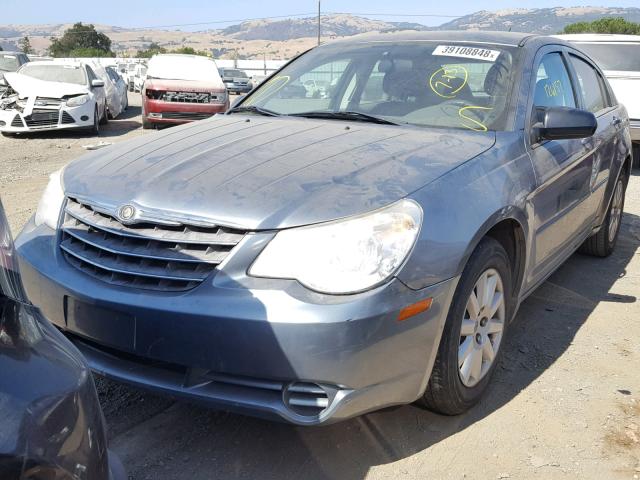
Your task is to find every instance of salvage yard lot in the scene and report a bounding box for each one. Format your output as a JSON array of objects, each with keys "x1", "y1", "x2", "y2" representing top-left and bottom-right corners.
[{"x1": 1, "y1": 92, "x2": 640, "y2": 479}]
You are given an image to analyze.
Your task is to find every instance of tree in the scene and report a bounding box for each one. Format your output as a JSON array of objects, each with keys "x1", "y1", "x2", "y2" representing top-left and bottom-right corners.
[
  {"x1": 49, "y1": 22, "x2": 113, "y2": 57},
  {"x1": 136, "y1": 42, "x2": 167, "y2": 58},
  {"x1": 18, "y1": 36, "x2": 35, "y2": 54},
  {"x1": 563, "y1": 17, "x2": 640, "y2": 35},
  {"x1": 170, "y1": 46, "x2": 210, "y2": 57}
]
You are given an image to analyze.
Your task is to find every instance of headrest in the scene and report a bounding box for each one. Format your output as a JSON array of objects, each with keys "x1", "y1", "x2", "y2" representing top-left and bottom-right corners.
[
  {"x1": 484, "y1": 61, "x2": 509, "y2": 96},
  {"x1": 378, "y1": 58, "x2": 413, "y2": 74}
]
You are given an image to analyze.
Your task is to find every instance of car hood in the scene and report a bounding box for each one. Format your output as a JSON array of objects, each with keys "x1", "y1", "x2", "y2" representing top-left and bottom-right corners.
[
  {"x1": 3, "y1": 72, "x2": 89, "y2": 99},
  {"x1": 63, "y1": 115, "x2": 496, "y2": 230},
  {"x1": 145, "y1": 78, "x2": 225, "y2": 92},
  {"x1": 605, "y1": 71, "x2": 640, "y2": 119}
]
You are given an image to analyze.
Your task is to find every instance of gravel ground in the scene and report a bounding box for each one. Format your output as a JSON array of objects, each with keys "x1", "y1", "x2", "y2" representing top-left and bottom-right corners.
[{"x1": 1, "y1": 92, "x2": 639, "y2": 479}]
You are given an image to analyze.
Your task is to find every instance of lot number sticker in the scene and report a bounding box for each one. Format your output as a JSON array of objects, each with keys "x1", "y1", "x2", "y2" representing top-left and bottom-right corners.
[{"x1": 432, "y1": 45, "x2": 501, "y2": 62}]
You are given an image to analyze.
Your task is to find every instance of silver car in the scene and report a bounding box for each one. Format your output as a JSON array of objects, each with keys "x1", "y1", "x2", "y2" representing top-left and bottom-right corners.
[{"x1": 16, "y1": 32, "x2": 633, "y2": 425}]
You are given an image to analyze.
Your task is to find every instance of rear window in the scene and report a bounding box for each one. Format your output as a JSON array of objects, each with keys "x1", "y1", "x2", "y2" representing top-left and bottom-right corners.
[
  {"x1": 0, "y1": 54, "x2": 20, "y2": 73},
  {"x1": 147, "y1": 56, "x2": 222, "y2": 84},
  {"x1": 18, "y1": 64, "x2": 87, "y2": 85},
  {"x1": 574, "y1": 43, "x2": 640, "y2": 72}
]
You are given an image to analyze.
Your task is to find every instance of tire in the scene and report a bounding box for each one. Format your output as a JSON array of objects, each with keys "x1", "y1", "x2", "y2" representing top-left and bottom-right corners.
[
  {"x1": 418, "y1": 237, "x2": 512, "y2": 415},
  {"x1": 633, "y1": 143, "x2": 639, "y2": 169},
  {"x1": 99, "y1": 103, "x2": 109, "y2": 125},
  {"x1": 579, "y1": 172, "x2": 626, "y2": 257},
  {"x1": 123, "y1": 92, "x2": 128, "y2": 111},
  {"x1": 128, "y1": 82, "x2": 134, "y2": 92},
  {"x1": 87, "y1": 107, "x2": 100, "y2": 136}
]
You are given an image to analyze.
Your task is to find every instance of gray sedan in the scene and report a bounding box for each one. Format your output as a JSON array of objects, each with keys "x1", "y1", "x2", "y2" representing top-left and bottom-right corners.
[{"x1": 16, "y1": 31, "x2": 633, "y2": 425}]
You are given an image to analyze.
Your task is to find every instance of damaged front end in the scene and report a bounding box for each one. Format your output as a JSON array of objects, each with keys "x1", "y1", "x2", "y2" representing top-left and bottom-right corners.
[{"x1": 0, "y1": 75, "x2": 94, "y2": 134}]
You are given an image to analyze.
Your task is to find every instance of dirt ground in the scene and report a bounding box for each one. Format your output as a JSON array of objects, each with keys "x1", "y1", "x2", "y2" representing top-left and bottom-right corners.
[{"x1": 1, "y1": 93, "x2": 639, "y2": 480}]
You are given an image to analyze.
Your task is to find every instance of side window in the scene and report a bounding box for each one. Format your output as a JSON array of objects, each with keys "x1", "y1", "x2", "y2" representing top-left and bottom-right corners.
[
  {"x1": 569, "y1": 55, "x2": 606, "y2": 114},
  {"x1": 533, "y1": 53, "x2": 576, "y2": 108}
]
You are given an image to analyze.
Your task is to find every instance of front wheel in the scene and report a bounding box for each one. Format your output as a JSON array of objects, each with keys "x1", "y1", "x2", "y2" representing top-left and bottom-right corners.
[
  {"x1": 87, "y1": 106, "x2": 100, "y2": 136},
  {"x1": 418, "y1": 237, "x2": 512, "y2": 415},
  {"x1": 579, "y1": 174, "x2": 626, "y2": 257}
]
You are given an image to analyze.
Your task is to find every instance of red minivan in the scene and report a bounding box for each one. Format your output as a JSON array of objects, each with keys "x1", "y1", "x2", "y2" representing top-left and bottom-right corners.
[{"x1": 142, "y1": 54, "x2": 229, "y2": 129}]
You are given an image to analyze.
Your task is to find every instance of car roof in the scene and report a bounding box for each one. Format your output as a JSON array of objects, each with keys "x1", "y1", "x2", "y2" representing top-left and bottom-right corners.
[
  {"x1": 555, "y1": 33, "x2": 640, "y2": 43},
  {"x1": 326, "y1": 30, "x2": 563, "y2": 48}
]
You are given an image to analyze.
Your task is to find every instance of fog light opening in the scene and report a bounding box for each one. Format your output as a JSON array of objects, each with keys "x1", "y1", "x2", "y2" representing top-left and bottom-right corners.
[
  {"x1": 283, "y1": 382, "x2": 335, "y2": 417},
  {"x1": 80, "y1": 115, "x2": 89, "y2": 121}
]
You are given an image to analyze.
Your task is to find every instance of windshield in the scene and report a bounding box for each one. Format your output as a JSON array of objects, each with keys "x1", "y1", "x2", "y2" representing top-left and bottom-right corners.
[
  {"x1": 575, "y1": 43, "x2": 640, "y2": 72},
  {"x1": 147, "y1": 56, "x2": 222, "y2": 83},
  {"x1": 240, "y1": 42, "x2": 518, "y2": 131},
  {"x1": 0, "y1": 55, "x2": 20, "y2": 73},
  {"x1": 18, "y1": 64, "x2": 87, "y2": 85}
]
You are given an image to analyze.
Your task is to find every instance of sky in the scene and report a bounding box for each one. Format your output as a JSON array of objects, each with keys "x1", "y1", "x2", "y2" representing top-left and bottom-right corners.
[{"x1": 1, "y1": 0, "x2": 639, "y2": 29}]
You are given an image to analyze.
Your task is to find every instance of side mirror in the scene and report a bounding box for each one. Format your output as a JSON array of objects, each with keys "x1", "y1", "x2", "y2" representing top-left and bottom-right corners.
[
  {"x1": 536, "y1": 106, "x2": 597, "y2": 141},
  {"x1": 91, "y1": 79, "x2": 105, "y2": 88}
]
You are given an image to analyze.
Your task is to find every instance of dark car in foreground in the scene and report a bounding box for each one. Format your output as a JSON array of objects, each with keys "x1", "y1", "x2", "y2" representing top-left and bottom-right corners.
[
  {"x1": 16, "y1": 32, "x2": 633, "y2": 425},
  {"x1": 218, "y1": 68, "x2": 253, "y2": 94},
  {"x1": 0, "y1": 200, "x2": 125, "y2": 479}
]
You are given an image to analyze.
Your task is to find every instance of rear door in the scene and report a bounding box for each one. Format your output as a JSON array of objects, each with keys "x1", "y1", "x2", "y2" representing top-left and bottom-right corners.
[
  {"x1": 566, "y1": 50, "x2": 623, "y2": 222},
  {"x1": 526, "y1": 47, "x2": 595, "y2": 287}
]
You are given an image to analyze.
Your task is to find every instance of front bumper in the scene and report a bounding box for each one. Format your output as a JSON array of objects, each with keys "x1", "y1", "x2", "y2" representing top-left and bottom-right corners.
[
  {"x1": 16, "y1": 219, "x2": 457, "y2": 425},
  {"x1": 143, "y1": 98, "x2": 228, "y2": 125},
  {"x1": 0, "y1": 102, "x2": 94, "y2": 133},
  {"x1": 630, "y1": 119, "x2": 640, "y2": 142}
]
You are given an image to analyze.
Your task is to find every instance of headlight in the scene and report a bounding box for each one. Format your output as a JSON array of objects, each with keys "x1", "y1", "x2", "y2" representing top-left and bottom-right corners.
[
  {"x1": 66, "y1": 94, "x2": 89, "y2": 107},
  {"x1": 249, "y1": 199, "x2": 422, "y2": 294},
  {"x1": 34, "y1": 170, "x2": 65, "y2": 230}
]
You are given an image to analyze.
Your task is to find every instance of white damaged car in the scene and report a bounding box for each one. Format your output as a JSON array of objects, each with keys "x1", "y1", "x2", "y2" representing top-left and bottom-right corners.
[{"x1": 0, "y1": 60, "x2": 108, "y2": 136}]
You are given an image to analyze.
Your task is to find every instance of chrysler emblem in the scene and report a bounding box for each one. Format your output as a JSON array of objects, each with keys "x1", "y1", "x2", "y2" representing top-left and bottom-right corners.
[{"x1": 117, "y1": 204, "x2": 136, "y2": 223}]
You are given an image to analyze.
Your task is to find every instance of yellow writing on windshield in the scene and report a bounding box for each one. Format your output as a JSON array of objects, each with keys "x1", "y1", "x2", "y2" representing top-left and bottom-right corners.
[
  {"x1": 429, "y1": 66, "x2": 469, "y2": 99},
  {"x1": 458, "y1": 105, "x2": 493, "y2": 132}
]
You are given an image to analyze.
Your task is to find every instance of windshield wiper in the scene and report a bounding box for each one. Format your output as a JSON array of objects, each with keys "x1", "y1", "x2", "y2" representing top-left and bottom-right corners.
[
  {"x1": 289, "y1": 110, "x2": 398, "y2": 125},
  {"x1": 227, "y1": 105, "x2": 280, "y2": 117}
]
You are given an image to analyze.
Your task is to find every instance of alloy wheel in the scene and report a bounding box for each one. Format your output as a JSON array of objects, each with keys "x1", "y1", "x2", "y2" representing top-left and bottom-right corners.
[
  {"x1": 458, "y1": 268, "x2": 505, "y2": 387},
  {"x1": 608, "y1": 179, "x2": 624, "y2": 243}
]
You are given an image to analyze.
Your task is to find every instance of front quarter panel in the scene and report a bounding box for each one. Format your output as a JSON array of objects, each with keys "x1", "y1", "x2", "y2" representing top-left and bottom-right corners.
[{"x1": 398, "y1": 132, "x2": 536, "y2": 291}]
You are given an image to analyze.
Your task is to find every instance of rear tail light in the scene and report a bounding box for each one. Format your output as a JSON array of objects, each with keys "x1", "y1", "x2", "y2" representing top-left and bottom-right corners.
[{"x1": 0, "y1": 202, "x2": 27, "y2": 302}]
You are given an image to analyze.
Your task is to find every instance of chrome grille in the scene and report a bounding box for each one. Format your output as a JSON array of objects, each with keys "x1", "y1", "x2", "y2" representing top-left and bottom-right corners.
[{"x1": 60, "y1": 198, "x2": 247, "y2": 291}]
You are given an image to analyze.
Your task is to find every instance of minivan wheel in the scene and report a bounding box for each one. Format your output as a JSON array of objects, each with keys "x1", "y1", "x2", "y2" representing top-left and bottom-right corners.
[
  {"x1": 579, "y1": 174, "x2": 626, "y2": 257},
  {"x1": 418, "y1": 237, "x2": 511, "y2": 415}
]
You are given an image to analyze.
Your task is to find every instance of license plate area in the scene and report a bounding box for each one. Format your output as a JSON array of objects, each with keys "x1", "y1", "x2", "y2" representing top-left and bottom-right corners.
[{"x1": 64, "y1": 296, "x2": 136, "y2": 351}]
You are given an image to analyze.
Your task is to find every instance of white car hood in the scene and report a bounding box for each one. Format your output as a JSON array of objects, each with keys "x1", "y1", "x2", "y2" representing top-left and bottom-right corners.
[
  {"x1": 4, "y1": 72, "x2": 89, "y2": 99},
  {"x1": 605, "y1": 70, "x2": 640, "y2": 120}
]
